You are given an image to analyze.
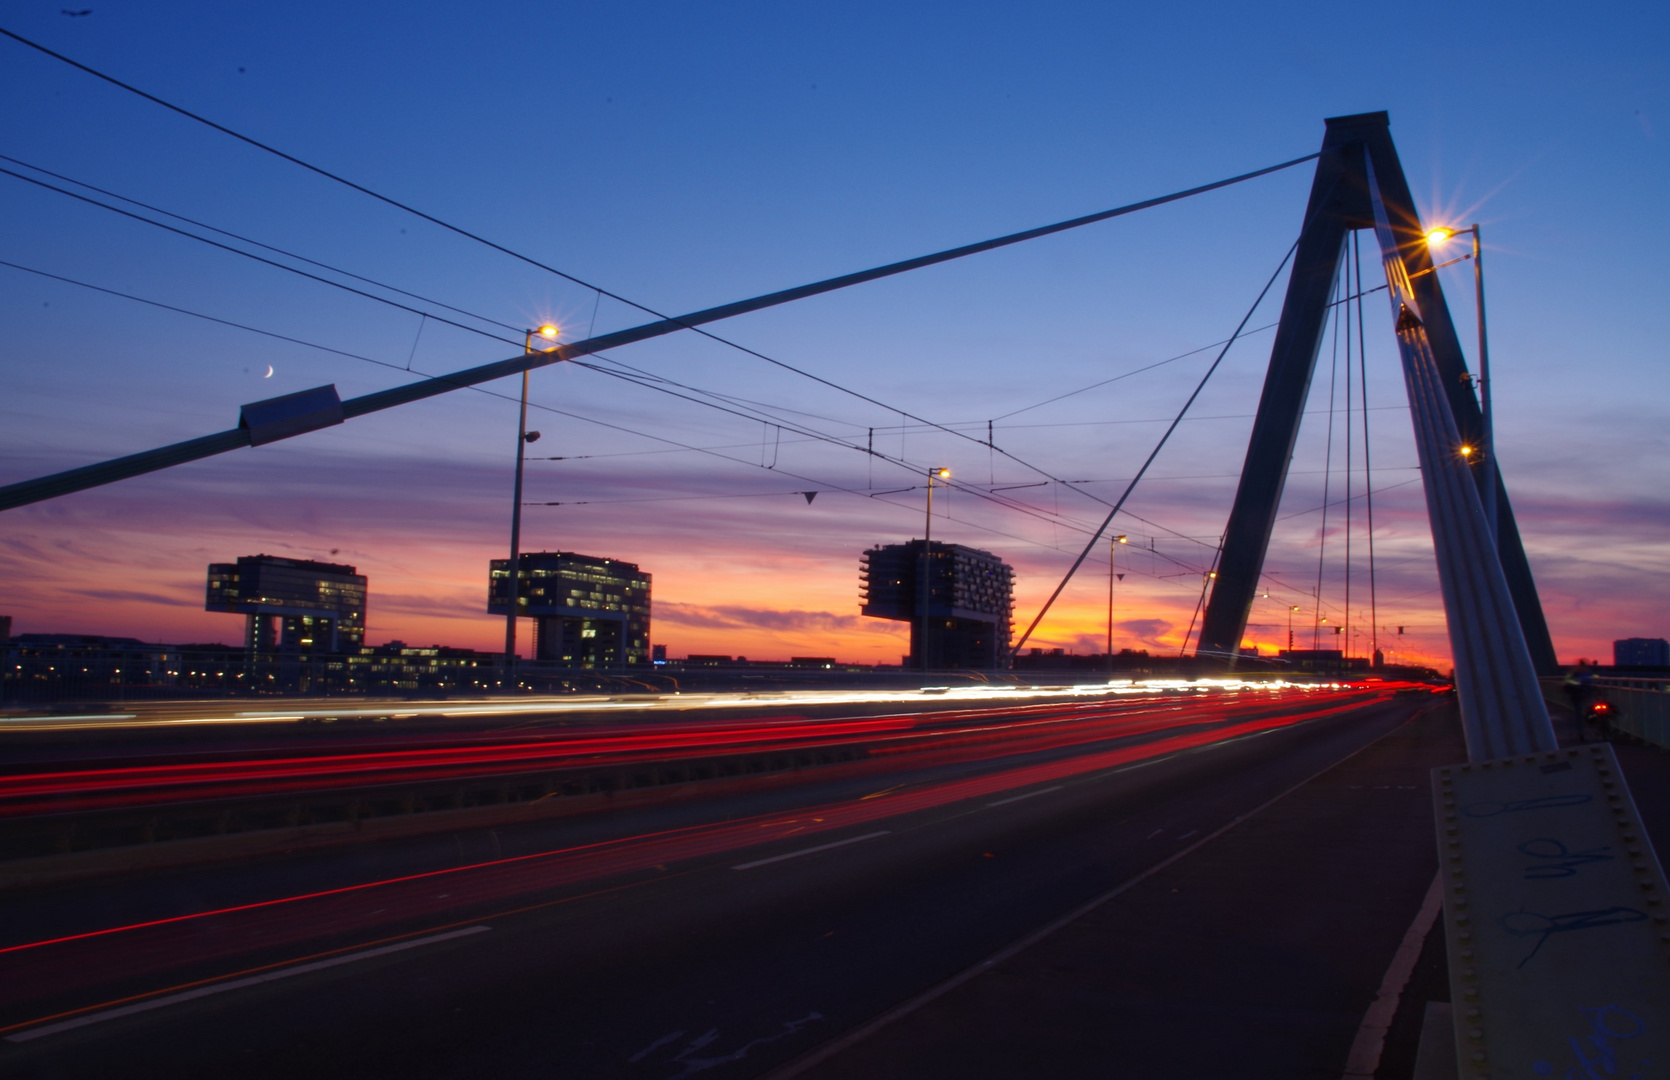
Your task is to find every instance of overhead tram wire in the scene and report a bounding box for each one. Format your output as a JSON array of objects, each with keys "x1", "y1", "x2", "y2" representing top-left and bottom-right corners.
[
  {"x1": 0, "y1": 149, "x2": 1312, "y2": 524},
  {"x1": 1010, "y1": 235, "x2": 1303, "y2": 657},
  {"x1": 1, "y1": 259, "x2": 1219, "y2": 598},
  {"x1": 0, "y1": 165, "x2": 1327, "y2": 514},
  {"x1": 0, "y1": 257, "x2": 1117, "y2": 571},
  {"x1": 988, "y1": 282, "x2": 1392, "y2": 424},
  {"x1": 0, "y1": 247, "x2": 1112, "y2": 547},
  {"x1": 0, "y1": 152, "x2": 526, "y2": 338},
  {"x1": 0, "y1": 182, "x2": 1329, "y2": 587},
  {"x1": 5, "y1": 135, "x2": 1373, "y2": 508},
  {"x1": 564, "y1": 357, "x2": 1121, "y2": 536},
  {"x1": 1, "y1": 152, "x2": 888, "y2": 441},
  {"x1": 1, "y1": 279, "x2": 1185, "y2": 603},
  {"x1": 0, "y1": 155, "x2": 896, "y2": 448},
  {"x1": 0, "y1": 165, "x2": 523, "y2": 351},
  {"x1": 0, "y1": 22, "x2": 1319, "y2": 475}
]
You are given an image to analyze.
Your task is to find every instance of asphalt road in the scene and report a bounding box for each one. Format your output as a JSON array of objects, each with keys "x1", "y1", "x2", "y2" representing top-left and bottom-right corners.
[{"x1": 1, "y1": 692, "x2": 1429, "y2": 1079}]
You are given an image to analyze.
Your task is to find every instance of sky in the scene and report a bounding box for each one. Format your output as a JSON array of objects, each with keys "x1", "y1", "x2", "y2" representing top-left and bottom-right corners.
[{"x1": 0, "y1": 0, "x2": 1665, "y2": 667}]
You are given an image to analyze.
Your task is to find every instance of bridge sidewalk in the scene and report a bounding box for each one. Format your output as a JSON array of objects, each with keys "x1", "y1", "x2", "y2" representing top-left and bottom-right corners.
[{"x1": 777, "y1": 701, "x2": 1468, "y2": 1080}]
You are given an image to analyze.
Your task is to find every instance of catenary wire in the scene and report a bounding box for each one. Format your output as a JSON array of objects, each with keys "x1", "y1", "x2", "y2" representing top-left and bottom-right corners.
[
  {"x1": 1011, "y1": 235, "x2": 1302, "y2": 655},
  {"x1": 0, "y1": 152, "x2": 524, "y2": 337},
  {"x1": 0, "y1": 23, "x2": 1318, "y2": 488}
]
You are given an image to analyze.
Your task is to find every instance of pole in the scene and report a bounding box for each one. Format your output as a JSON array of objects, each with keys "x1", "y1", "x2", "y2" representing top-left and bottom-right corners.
[
  {"x1": 503, "y1": 335, "x2": 534, "y2": 690},
  {"x1": 1107, "y1": 537, "x2": 1115, "y2": 677},
  {"x1": 920, "y1": 471, "x2": 934, "y2": 674},
  {"x1": 1473, "y1": 225, "x2": 1497, "y2": 541}
]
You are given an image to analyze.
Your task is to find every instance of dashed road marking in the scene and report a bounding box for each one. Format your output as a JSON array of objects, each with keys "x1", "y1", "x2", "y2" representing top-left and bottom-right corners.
[
  {"x1": 731, "y1": 832, "x2": 890, "y2": 870},
  {"x1": 986, "y1": 785, "x2": 1064, "y2": 808},
  {"x1": 5, "y1": 925, "x2": 492, "y2": 1042}
]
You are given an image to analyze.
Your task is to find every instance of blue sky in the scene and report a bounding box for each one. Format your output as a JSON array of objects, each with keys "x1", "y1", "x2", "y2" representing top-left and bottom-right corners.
[{"x1": 1, "y1": 0, "x2": 1665, "y2": 663}]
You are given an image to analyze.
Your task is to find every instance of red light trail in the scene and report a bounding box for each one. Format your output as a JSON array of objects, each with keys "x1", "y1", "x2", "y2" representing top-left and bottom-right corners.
[{"x1": 0, "y1": 684, "x2": 1415, "y2": 1030}]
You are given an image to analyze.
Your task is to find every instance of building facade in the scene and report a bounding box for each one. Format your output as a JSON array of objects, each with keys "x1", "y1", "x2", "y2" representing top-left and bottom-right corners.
[
  {"x1": 861, "y1": 540, "x2": 1014, "y2": 669},
  {"x1": 1614, "y1": 637, "x2": 1670, "y2": 668},
  {"x1": 488, "y1": 552, "x2": 651, "y2": 668},
  {"x1": 206, "y1": 555, "x2": 367, "y2": 654}
]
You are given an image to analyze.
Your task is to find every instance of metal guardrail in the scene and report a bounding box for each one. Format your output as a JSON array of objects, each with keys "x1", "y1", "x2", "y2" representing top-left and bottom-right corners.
[
  {"x1": 1593, "y1": 679, "x2": 1670, "y2": 750},
  {"x1": 1539, "y1": 675, "x2": 1670, "y2": 751}
]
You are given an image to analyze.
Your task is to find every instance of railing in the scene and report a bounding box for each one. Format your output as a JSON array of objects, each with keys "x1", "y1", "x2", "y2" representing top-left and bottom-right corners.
[
  {"x1": 1, "y1": 646, "x2": 1049, "y2": 707},
  {"x1": 1594, "y1": 676, "x2": 1670, "y2": 749}
]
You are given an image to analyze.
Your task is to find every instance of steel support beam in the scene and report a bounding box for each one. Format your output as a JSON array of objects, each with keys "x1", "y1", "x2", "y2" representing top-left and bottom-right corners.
[
  {"x1": 1363, "y1": 133, "x2": 1560, "y2": 675},
  {"x1": 1197, "y1": 112, "x2": 1558, "y2": 674},
  {"x1": 0, "y1": 153, "x2": 1316, "y2": 515},
  {"x1": 1194, "y1": 114, "x2": 1375, "y2": 660},
  {"x1": 1364, "y1": 153, "x2": 1555, "y2": 758}
]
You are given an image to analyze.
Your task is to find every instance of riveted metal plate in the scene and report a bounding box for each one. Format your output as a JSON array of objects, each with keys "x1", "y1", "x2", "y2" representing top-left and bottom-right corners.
[{"x1": 1434, "y1": 743, "x2": 1670, "y2": 1078}]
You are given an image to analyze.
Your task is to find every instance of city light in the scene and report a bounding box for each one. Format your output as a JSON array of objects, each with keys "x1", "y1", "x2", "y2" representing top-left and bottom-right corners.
[{"x1": 1425, "y1": 226, "x2": 1457, "y2": 245}]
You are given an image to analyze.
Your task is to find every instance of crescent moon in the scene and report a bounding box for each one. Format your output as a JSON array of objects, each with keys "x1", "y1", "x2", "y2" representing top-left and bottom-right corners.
[{"x1": 263, "y1": 365, "x2": 274, "y2": 378}]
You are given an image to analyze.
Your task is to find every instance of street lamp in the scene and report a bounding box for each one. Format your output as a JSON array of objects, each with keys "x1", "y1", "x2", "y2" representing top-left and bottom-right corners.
[
  {"x1": 1425, "y1": 224, "x2": 1496, "y2": 539},
  {"x1": 1107, "y1": 535, "x2": 1128, "y2": 676},
  {"x1": 920, "y1": 467, "x2": 950, "y2": 674},
  {"x1": 503, "y1": 324, "x2": 558, "y2": 689},
  {"x1": 1288, "y1": 605, "x2": 1300, "y2": 652}
]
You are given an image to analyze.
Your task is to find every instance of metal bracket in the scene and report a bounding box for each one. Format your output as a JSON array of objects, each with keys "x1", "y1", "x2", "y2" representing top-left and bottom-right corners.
[
  {"x1": 239, "y1": 385, "x2": 344, "y2": 446},
  {"x1": 1435, "y1": 745, "x2": 1670, "y2": 1078}
]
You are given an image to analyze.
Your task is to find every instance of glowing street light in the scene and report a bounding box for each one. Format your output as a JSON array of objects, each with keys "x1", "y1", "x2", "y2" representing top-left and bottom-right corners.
[
  {"x1": 502, "y1": 324, "x2": 560, "y2": 688},
  {"x1": 920, "y1": 467, "x2": 950, "y2": 673},
  {"x1": 1425, "y1": 223, "x2": 1497, "y2": 540}
]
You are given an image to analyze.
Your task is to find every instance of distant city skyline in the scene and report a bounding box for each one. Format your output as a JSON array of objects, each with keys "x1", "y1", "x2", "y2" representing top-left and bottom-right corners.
[{"x1": 2, "y1": 2, "x2": 1665, "y2": 668}]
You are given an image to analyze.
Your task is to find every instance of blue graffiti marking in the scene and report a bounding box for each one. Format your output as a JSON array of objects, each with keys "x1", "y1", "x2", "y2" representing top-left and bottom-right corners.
[
  {"x1": 1519, "y1": 838, "x2": 1615, "y2": 880},
  {"x1": 1463, "y1": 793, "x2": 1592, "y2": 818},
  {"x1": 1498, "y1": 907, "x2": 1647, "y2": 967}
]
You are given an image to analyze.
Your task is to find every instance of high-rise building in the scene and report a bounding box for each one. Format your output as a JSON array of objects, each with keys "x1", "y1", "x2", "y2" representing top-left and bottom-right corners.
[
  {"x1": 488, "y1": 552, "x2": 651, "y2": 668},
  {"x1": 206, "y1": 555, "x2": 367, "y2": 654},
  {"x1": 1614, "y1": 637, "x2": 1669, "y2": 668},
  {"x1": 861, "y1": 540, "x2": 1014, "y2": 669}
]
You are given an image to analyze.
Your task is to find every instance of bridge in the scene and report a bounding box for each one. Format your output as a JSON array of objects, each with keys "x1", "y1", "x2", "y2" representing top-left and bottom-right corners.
[{"x1": 0, "y1": 31, "x2": 1666, "y2": 1077}]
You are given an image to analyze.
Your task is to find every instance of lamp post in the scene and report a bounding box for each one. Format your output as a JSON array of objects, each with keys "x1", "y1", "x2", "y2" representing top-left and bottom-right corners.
[
  {"x1": 502, "y1": 324, "x2": 557, "y2": 689},
  {"x1": 1107, "y1": 534, "x2": 1128, "y2": 676},
  {"x1": 1288, "y1": 605, "x2": 1300, "y2": 652},
  {"x1": 920, "y1": 467, "x2": 950, "y2": 673},
  {"x1": 1425, "y1": 224, "x2": 1495, "y2": 540}
]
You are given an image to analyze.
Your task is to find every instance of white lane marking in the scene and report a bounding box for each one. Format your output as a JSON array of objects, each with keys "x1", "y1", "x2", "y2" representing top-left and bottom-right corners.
[
  {"x1": 629, "y1": 1030, "x2": 686, "y2": 1063},
  {"x1": 985, "y1": 785, "x2": 1064, "y2": 808},
  {"x1": 1340, "y1": 873, "x2": 1444, "y2": 1079},
  {"x1": 1145, "y1": 829, "x2": 1165, "y2": 840},
  {"x1": 5, "y1": 925, "x2": 492, "y2": 1042},
  {"x1": 1176, "y1": 830, "x2": 1199, "y2": 841},
  {"x1": 731, "y1": 831, "x2": 890, "y2": 871},
  {"x1": 762, "y1": 703, "x2": 1431, "y2": 1080}
]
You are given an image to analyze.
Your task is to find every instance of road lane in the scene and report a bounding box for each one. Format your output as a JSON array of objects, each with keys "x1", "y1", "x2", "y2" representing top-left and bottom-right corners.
[
  {"x1": 0, "y1": 693, "x2": 1428, "y2": 1079},
  {"x1": 0, "y1": 688, "x2": 1400, "y2": 1014}
]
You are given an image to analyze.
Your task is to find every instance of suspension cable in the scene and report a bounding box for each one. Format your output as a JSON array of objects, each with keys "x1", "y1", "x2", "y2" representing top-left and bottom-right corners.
[
  {"x1": 1344, "y1": 230, "x2": 1355, "y2": 659},
  {"x1": 1010, "y1": 236, "x2": 1301, "y2": 656},
  {"x1": 1356, "y1": 231, "x2": 1380, "y2": 661},
  {"x1": 1310, "y1": 259, "x2": 1343, "y2": 651}
]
